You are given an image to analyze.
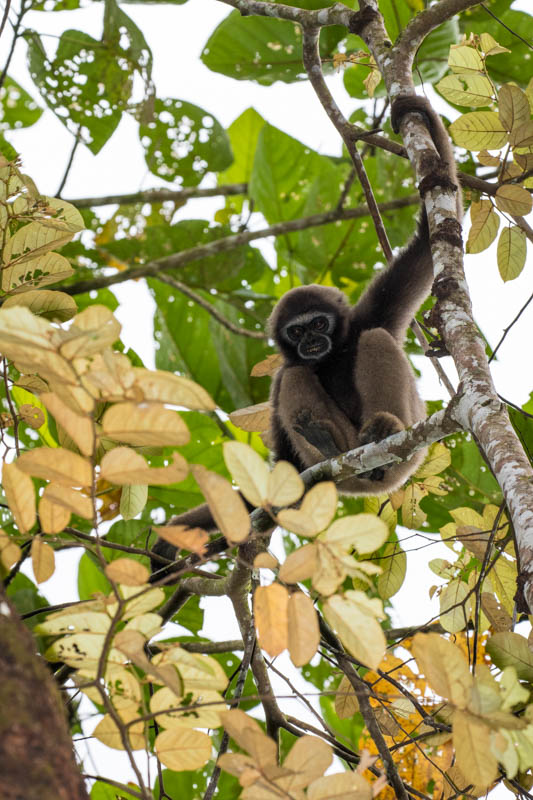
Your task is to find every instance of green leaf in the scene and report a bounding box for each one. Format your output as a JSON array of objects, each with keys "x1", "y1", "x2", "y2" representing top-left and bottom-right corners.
[
  {"x1": 449, "y1": 112, "x2": 508, "y2": 150},
  {"x1": 78, "y1": 552, "x2": 112, "y2": 599},
  {"x1": 377, "y1": 541, "x2": 407, "y2": 599},
  {"x1": 0, "y1": 77, "x2": 42, "y2": 131},
  {"x1": 139, "y1": 99, "x2": 232, "y2": 186},
  {"x1": 497, "y1": 225, "x2": 527, "y2": 282},
  {"x1": 486, "y1": 632, "x2": 533, "y2": 682},
  {"x1": 202, "y1": 10, "x2": 344, "y2": 86},
  {"x1": 460, "y1": 6, "x2": 533, "y2": 86},
  {"x1": 120, "y1": 485, "x2": 148, "y2": 520},
  {"x1": 436, "y1": 74, "x2": 494, "y2": 108},
  {"x1": 219, "y1": 107, "x2": 266, "y2": 185}
]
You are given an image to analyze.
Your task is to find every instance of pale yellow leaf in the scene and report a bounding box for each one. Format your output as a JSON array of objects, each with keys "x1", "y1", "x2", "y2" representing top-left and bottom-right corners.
[
  {"x1": 282, "y1": 735, "x2": 333, "y2": 790},
  {"x1": 277, "y1": 482, "x2": 337, "y2": 537},
  {"x1": 323, "y1": 513, "x2": 388, "y2": 554},
  {"x1": 105, "y1": 558, "x2": 150, "y2": 586},
  {"x1": 40, "y1": 392, "x2": 94, "y2": 456},
  {"x1": 2, "y1": 461, "x2": 36, "y2": 533},
  {"x1": 448, "y1": 44, "x2": 483, "y2": 73},
  {"x1": 363, "y1": 61, "x2": 381, "y2": 98},
  {"x1": 102, "y1": 402, "x2": 190, "y2": 447},
  {"x1": 94, "y1": 710, "x2": 144, "y2": 751},
  {"x1": 478, "y1": 150, "x2": 501, "y2": 166},
  {"x1": 60, "y1": 311, "x2": 121, "y2": 360},
  {"x1": 439, "y1": 579, "x2": 472, "y2": 633},
  {"x1": 307, "y1": 771, "x2": 372, "y2": 800},
  {"x1": 480, "y1": 32, "x2": 510, "y2": 57},
  {"x1": 45, "y1": 632, "x2": 114, "y2": 669},
  {"x1": 155, "y1": 727, "x2": 212, "y2": 770},
  {"x1": 3, "y1": 289, "x2": 77, "y2": 322},
  {"x1": 133, "y1": 368, "x2": 216, "y2": 410},
  {"x1": 229, "y1": 402, "x2": 271, "y2": 433},
  {"x1": 42, "y1": 196, "x2": 85, "y2": 233},
  {"x1": 265, "y1": 461, "x2": 304, "y2": 507},
  {"x1": 449, "y1": 112, "x2": 507, "y2": 150},
  {"x1": 2, "y1": 252, "x2": 74, "y2": 294},
  {"x1": 223, "y1": 441, "x2": 269, "y2": 507},
  {"x1": 499, "y1": 84, "x2": 531, "y2": 132},
  {"x1": 17, "y1": 447, "x2": 92, "y2": 487},
  {"x1": 253, "y1": 552, "x2": 279, "y2": 570},
  {"x1": 31, "y1": 535, "x2": 55, "y2": 583},
  {"x1": 334, "y1": 675, "x2": 359, "y2": 719},
  {"x1": 153, "y1": 525, "x2": 208, "y2": 555},
  {"x1": 377, "y1": 541, "x2": 407, "y2": 600},
  {"x1": 38, "y1": 494, "x2": 71, "y2": 534},
  {"x1": 480, "y1": 592, "x2": 511, "y2": 632},
  {"x1": 277, "y1": 507, "x2": 319, "y2": 537},
  {"x1": 323, "y1": 591, "x2": 386, "y2": 670},
  {"x1": 288, "y1": 592, "x2": 319, "y2": 667},
  {"x1": 2, "y1": 220, "x2": 74, "y2": 272},
  {"x1": 312, "y1": 543, "x2": 349, "y2": 597},
  {"x1": 497, "y1": 225, "x2": 527, "y2": 281},
  {"x1": 42, "y1": 483, "x2": 93, "y2": 519},
  {"x1": 191, "y1": 464, "x2": 249, "y2": 542},
  {"x1": 100, "y1": 447, "x2": 188, "y2": 486},
  {"x1": 120, "y1": 484, "x2": 148, "y2": 520},
  {"x1": 0, "y1": 529, "x2": 22, "y2": 569},
  {"x1": 218, "y1": 752, "x2": 257, "y2": 779},
  {"x1": 495, "y1": 185, "x2": 532, "y2": 217},
  {"x1": 254, "y1": 583, "x2": 289, "y2": 657},
  {"x1": 411, "y1": 633, "x2": 473, "y2": 708},
  {"x1": 250, "y1": 354, "x2": 283, "y2": 377},
  {"x1": 466, "y1": 199, "x2": 500, "y2": 254},
  {"x1": 415, "y1": 441, "x2": 452, "y2": 478},
  {"x1": 120, "y1": 585, "x2": 165, "y2": 620},
  {"x1": 453, "y1": 709, "x2": 498, "y2": 788},
  {"x1": 278, "y1": 544, "x2": 317, "y2": 584},
  {"x1": 401, "y1": 483, "x2": 428, "y2": 528},
  {"x1": 150, "y1": 687, "x2": 224, "y2": 730},
  {"x1": 219, "y1": 709, "x2": 277, "y2": 767},
  {"x1": 436, "y1": 74, "x2": 494, "y2": 107},
  {"x1": 36, "y1": 610, "x2": 111, "y2": 635}
]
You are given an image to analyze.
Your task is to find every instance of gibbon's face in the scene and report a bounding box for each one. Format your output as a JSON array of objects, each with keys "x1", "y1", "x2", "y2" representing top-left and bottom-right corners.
[{"x1": 281, "y1": 311, "x2": 336, "y2": 362}]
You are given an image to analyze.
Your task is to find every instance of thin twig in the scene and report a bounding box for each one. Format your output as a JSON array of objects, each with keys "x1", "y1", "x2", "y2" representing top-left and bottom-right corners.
[
  {"x1": 57, "y1": 126, "x2": 82, "y2": 197},
  {"x1": 489, "y1": 290, "x2": 533, "y2": 363},
  {"x1": 65, "y1": 183, "x2": 248, "y2": 208}
]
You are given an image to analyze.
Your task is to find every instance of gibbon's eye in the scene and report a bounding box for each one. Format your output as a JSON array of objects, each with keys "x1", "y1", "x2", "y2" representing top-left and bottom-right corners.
[
  {"x1": 287, "y1": 325, "x2": 304, "y2": 341},
  {"x1": 311, "y1": 316, "x2": 329, "y2": 332}
]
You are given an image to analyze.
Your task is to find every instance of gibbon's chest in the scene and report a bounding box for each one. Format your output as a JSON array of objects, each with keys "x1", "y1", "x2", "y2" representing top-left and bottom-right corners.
[{"x1": 315, "y1": 336, "x2": 362, "y2": 426}]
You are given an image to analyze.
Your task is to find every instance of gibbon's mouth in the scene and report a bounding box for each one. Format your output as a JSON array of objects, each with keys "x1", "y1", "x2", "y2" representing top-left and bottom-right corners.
[{"x1": 299, "y1": 338, "x2": 331, "y2": 359}]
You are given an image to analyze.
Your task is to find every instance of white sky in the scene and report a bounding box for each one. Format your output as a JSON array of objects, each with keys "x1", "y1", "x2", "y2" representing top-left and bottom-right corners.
[{"x1": 5, "y1": 0, "x2": 532, "y2": 794}]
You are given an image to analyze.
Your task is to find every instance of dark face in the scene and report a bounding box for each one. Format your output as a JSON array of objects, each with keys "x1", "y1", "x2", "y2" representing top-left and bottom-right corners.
[{"x1": 281, "y1": 311, "x2": 336, "y2": 362}]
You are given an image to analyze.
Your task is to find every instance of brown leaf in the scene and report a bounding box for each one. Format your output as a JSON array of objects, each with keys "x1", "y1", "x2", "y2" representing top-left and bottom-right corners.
[
  {"x1": 229, "y1": 402, "x2": 271, "y2": 433},
  {"x1": 288, "y1": 592, "x2": 320, "y2": 667},
  {"x1": 3, "y1": 461, "x2": 36, "y2": 533},
  {"x1": 154, "y1": 525, "x2": 208, "y2": 556},
  {"x1": 105, "y1": 558, "x2": 150, "y2": 586},
  {"x1": 191, "y1": 464, "x2": 250, "y2": 543},
  {"x1": 32, "y1": 535, "x2": 55, "y2": 583},
  {"x1": 17, "y1": 447, "x2": 92, "y2": 487},
  {"x1": 254, "y1": 583, "x2": 289, "y2": 657}
]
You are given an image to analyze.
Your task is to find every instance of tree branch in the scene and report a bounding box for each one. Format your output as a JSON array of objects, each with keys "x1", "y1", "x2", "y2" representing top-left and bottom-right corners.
[{"x1": 65, "y1": 183, "x2": 248, "y2": 208}]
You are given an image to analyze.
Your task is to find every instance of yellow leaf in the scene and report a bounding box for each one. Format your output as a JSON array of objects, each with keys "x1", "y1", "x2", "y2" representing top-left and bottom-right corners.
[
  {"x1": 36, "y1": 610, "x2": 111, "y2": 635},
  {"x1": 377, "y1": 541, "x2": 407, "y2": 600},
  {"x1": 497, "y1": 225, "x2": 527, "y2": 282},
  {"x1": 102, "y1": 402, "x2": 190, "y2": 447},
  {"x1": 323, "y1": 513, "x2": 388, "y2": 554},
  {"x1": 267, "y1": 461, "x2": 304, "y2": 507},
  {"x1": 0, "y1": 529, "x2": 22, "y2": 569},
  {"x1": 2, "y1": 289, "x2": 77, "y2": 322},
  {"x1": 253, "y1": 552, "x2": 279, "y2": 570},
  {"x1": 60, "y1": 306, "x2": 121, "y2": 359},
  {"x1": 401, "y1": 483, "x2": 428, "y2": 528},
  {"x1": 323, "y1": 591, "x2": 386, "y2": 670},
  {"x1": 3, "y1": 252, "x2": 74, "y2": 295},
  {"x1": 17, "y1": 447, "x2": 92, "y2": 487},
  {"x1": 254, "y1": 583, "x2": 289, "y2": 657},
  {"x1": 439, "y1": 579, "x2": 472, "y2": 633},
  {"x1": 466, "y1": 199, "x2": 500, "y2": 254},
  {"x1": 448, "y1": 44, "x2": 484, "y2": 73},
  {"x1": 229, "y1": 401, "x2": 271, "y2": 433},
  {"x1": 495, "y1": 185, "x2": 532, "y2": 216},
  {"x1": 31, "y1": 535, "x2": 55, "y2": 583},
  {"x1": 223, "y1": 441, "x2": 269, "y2": 507},
  {"x1": 191, "y1": 464, "x2": 250, "y2": 543},
  {"x1": 155, "y1": 728, "x2": 212, "y2": 770},
  {"x1": 133, "y1": 368, "x2": 215, "y2": 410},
  {"x1": 278, "y1": 543, "x2": 317, "y2": 584},
  {"x1": 2, "y1": 221, "x2": 75, "y2": 273},
  {"x1": 94, "y1": 710, "x2": 144, "y2": 751},
  {"x1": 453, "y1": 709, "x2": 498, "y2": 788},
  {"x1": 282, "y1": 735, "x2": 333, "y2": 790},
  {"x1": 334, "y1": 675, "x2": 359, "y2": 719},
  {"x1": 100, "y1": 447, "x2": 188, "y2": 486},
  {"x1": 288, "y1": 592, "x2": 320, "y2": 667},
  {"x1": 250, "y1": 353, "x2": 283, "y2": 377},
  {"x1": 42, "y1": 483, "x2": 93, "y2": 519},
  {"x1": 153, "y1": 525, "x2": 208, "y2": 556},
  {"x1": 449, "y1": 112, "x2": 507, "y2": 150},
  {"x1": 38, "y1": 494, "x2": 71, "y2": 534},
  {"x1": 436, "y1": 74, "x2": 494, "y2": 107},
  {"x1": 411, "y1": 633, "x2": 473, "y2": 708},
  {"x1": 120, "y1": 484, "x2": 148, "y2": 520},
  {"x1": 480, "y1": 592, "x2": 511, "y2": 632},
  {"x1": 150, "y1": 687, "x2": 224, "y2": 730},
  {"x1": 277, "y1": 482, "x2": 337, "y2": 537},
  {"x1": 2, "y1": 461, "x2": 36, "y2": 533},
  {"x1": 478, "y1": 150, "x2": 501, "y2": 166},
  {"x1": 219, "y1": 709, "x2": 277, "y2": 767},
  {"x1": 40, "y1": 392, "x2": 94, "y2": 456},
  {"x1": 105, "y1": 558, "x2": 150, "y2": 586},
  {"x1": 499, "y1": 84, "x2": 531, "y2": 133}
]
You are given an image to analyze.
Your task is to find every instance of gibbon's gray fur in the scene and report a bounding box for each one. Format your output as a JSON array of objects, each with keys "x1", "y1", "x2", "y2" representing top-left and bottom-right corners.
[{"x1": 150, "y1": 95, "x2": 461, "y2": 577}]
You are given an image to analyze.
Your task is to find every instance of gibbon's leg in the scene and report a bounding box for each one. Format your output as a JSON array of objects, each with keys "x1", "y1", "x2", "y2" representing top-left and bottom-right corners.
[{"x1": 277, "y1": 365, "x2": 360, "y2": 466}]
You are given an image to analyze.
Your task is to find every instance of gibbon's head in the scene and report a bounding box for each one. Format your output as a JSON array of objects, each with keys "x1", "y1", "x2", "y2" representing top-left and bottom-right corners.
[{"x1": 269, "y1": 285, "x2": 350, "y2": 365}]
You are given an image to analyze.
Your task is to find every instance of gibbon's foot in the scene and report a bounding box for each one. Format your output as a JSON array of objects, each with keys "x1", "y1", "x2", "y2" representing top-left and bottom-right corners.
[
  {"x1": 358, "y1": 412, "x2": 404, "y2": 480},
  {"x1": 294, "y1": 419, "x2": 340, "y2": 459}
]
